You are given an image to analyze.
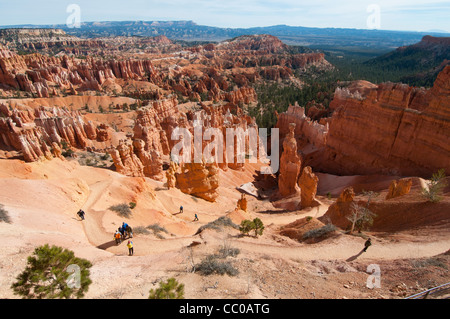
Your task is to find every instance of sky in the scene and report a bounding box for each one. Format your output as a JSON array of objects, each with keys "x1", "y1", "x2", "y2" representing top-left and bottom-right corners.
[{"x1": 0, "y1": 0, "x2": 449, "y2": 32}]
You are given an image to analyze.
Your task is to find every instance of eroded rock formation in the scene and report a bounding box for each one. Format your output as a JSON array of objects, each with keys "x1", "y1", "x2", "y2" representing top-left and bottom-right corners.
[
  {"x1": 298, "y1": 166, "x2": 319, "y2": 208},
  {"x1": 278, "y1": 123, "x2": 301, "y2": 197},
  {"x1": 108, "y1": 140, "x2": 144, "y2": 177},
  {"x1": 0, "y1": 103, "x2": 111, "y2": 162},
  {"x1": 165, "y1": 160, "x2": 178, "y2": 189},
  {"x1": 175, "y1": 160, "x2": 219, "y2": 202},
  {"x1": 133, "y1": 138, "x2": 164, "y2": 181},
  {"x1": 319, "y1": 187, "x2": 355, "y2": 229},
  {"x1": 386, "y1": 178, "x2": 413, "y2": 200},
  {"x1": 236, "y1": 193, "x2": 248, "y2": 212}
]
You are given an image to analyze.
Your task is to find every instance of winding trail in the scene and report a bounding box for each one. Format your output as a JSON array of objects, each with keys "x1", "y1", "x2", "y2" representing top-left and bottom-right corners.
[
  {"x1": 79, "y1": 176, "x2": 450, "y2": 262},
  {"x1": 80, "y1": 178, "x2": 197, "y2": 256}
]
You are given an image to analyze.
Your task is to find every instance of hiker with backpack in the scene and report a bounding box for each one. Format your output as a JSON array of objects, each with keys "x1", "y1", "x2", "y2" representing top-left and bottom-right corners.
[
  {"x1": 77, "y1": 209, "x2": 85, "y2": 220},
  {"x1": 114, "y1": 230, "x2": 122, "y2": 244},
  {"x1": 118, "y1": 226, "x2": 125, "y2": 239},
  {"x1": 126, "y1": 225, "x2": 133, "y2": 238},
  {"x1": 127, "y1": 240, "x2": 134, "y2": 256}
]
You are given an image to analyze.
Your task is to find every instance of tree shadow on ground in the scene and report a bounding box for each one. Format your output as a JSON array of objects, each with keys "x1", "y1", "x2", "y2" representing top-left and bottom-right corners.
[{"x1": 257, "y1": 209, "x2": 290, "y2": 214}]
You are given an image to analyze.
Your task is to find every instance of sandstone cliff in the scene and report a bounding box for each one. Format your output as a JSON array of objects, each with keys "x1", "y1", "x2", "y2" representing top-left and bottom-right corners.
[
  {"x1": 308, "y1": 66, "x2": 450, "y2": 178},
  {"x1": 275, "y1": 102, "x2": 328, "y2": 148}
]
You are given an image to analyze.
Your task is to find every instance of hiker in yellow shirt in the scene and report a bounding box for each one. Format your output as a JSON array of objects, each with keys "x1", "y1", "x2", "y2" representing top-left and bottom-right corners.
[{"x1": 127, "y1": 240, "x2": 134, "y2": 256}]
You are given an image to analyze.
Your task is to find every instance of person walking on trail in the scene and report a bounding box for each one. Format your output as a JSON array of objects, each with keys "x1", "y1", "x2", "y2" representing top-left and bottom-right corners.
[
  {"x1": 194, "y1": 214, "x2": 199, "y2": 221},
  {"x1": 180, "y1": 206, "x2": 183, "y2": 214},
  {"x1": 127, "y1": 240, "x2": 134, "y2": 256},
  {"x1": 363, "y1": 238, "x2": 372, "y2": 252},
  {"x1": 122, "y1": 222, "x2": 129, "y2": 237},
  {"x1": 114, "y1": 230, "x2": 122, "y2": 244},
  {"x1": 77, "y1": 209, "x2": 85, "y2": 220},
  {"x1": 126, "y1": 225, "x2": 133, "y2": 238}
]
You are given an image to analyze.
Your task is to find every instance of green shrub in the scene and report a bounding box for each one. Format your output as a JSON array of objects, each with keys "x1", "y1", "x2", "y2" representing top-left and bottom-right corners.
[
  {"x1": 147, "y1": 223, "x2": 169, "y2": 239},
  {"x1": 133, "y1": 226, "x2": 150, "y2": 235},
  {"x1": 412, "y1": 257, "x2": 448, "y2": 270},
  {"x1": 217, "y1": 240, "x2": 240, "y2": 258},
  {"x1": 149, "y1": 277, "x2": 184, "y2": 299},
  {"x1": 147, "y1": 223, "x2": 168, "y2": 234},
  {"x1": 195, "y1": 216, "x2": 239, "y2": 235},
  {"x1": 195, "y1": 255, "x2": 239, "y2": 276},
  {"x1": 129, "y1": 202, "x2": 137, "y2": 209},
  {"x1": 0, "y1": 204, "x2": 11, "y2": 223},
  {"x1": 217, "y1": 246, "x2": 240, "y2": 258},
  {"x1": 60, "y1": 140, "x2": 74, "y2": 157},
  {"x1": 422, "y1": 169, "x2": 448, "y2": 203},
  {"x1": 302, "y1": 224, "x2": 337, "y2": 240},
  {"x1": 109, "y1": 203, "x2": 132, "y2": 218}
]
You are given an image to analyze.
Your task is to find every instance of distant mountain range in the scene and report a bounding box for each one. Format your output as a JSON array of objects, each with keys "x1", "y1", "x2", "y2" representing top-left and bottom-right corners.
[
  {"x1": 1, "y1": 20, "x2": 448, "y2": 88},
  {"x1": 1, "y1": 20, "x2": 448, "y2": 51}
]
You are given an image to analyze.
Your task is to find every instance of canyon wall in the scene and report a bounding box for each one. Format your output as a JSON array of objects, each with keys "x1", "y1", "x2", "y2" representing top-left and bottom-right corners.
[
  {"x1": 275, "y1": 103, "x2": 328, "y2": 148},
  {"x1": 301, "y1": 66, "x2": 450, "y2": 178}
]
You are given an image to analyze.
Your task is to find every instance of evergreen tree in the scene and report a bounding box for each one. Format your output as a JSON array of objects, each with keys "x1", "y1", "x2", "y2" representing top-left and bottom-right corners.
[
  {"x1": 252, "y1": 218, "x2": 265, "y2": 237},
  {"x1": 239, "y1": 219, "x2": 254, "y2": 236},
  {"x1": 422, "y1": 169, "x2": 448, "y2": 203},
  {"x1": 239, "y1": 218, "x2": 265, "y2": 237},
  {"x1": 149, "y1": 277, "x2": 185, "y2": 299},
  {"x1": 11, "y1": 244, "x2": 92, "y2": 299}
]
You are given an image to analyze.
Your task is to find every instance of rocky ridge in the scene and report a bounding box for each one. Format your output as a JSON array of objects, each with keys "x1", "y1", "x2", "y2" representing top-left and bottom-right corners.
[{"x1": 278, "y1": 66, "x2": 450, "y2": 178}]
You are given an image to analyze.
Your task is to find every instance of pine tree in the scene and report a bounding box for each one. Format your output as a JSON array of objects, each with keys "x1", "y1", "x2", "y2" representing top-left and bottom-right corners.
[
  {"x1": 149, "y1": 277, "x2": 185, "y2": 299},
  {"x1": 11, "y1": 244, "x2": 92, "y2": 299},
  {"x1": 239, "y1": 219, "x2": 254, "y2": 236},
  {"x1": 422, "y1": 169, "x2": 448, "y2": 203},
  {"x1": 239, "y1": 218, "x2": 265, "y2": 237},
  {"x1": 252, "y1": 218, "x2": 265, "y2": 237}
]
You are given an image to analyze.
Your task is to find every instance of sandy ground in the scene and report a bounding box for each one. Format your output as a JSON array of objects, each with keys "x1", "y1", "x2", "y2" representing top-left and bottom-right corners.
[{"x1": 0, "y1": 158, "x2": 448, "y2": 299}]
